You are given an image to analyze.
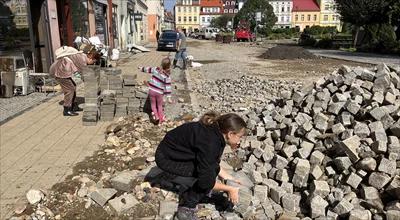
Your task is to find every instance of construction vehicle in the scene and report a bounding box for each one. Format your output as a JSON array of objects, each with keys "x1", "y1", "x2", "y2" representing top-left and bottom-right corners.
[{"x1": 235, "y1": 20, "x2": 255, "y2": 42}]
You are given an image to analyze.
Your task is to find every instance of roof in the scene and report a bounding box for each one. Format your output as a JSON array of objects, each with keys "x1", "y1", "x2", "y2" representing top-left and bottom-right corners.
[
  {"x1": 200, "y1": 0, "x2": 223, "y2": 7},
  {"x1": 292, "y1": 0, "x2": 320, "y2": 12}
]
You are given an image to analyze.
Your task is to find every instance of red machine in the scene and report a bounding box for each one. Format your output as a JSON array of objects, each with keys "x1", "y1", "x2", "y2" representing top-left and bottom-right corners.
[{"x1": 235, "y1": 20, "x2": 255, "y2": 42}]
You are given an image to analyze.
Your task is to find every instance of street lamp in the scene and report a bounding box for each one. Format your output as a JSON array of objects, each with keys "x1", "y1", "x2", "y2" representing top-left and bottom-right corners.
[{"x1": 255, "y1": 11, "x2": 262, "y2": 41}]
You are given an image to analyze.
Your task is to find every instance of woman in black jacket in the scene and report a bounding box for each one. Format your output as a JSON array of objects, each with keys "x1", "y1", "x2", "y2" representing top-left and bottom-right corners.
[{"x1": 155, "y1": 111, "x2": 247, "y2": 220}]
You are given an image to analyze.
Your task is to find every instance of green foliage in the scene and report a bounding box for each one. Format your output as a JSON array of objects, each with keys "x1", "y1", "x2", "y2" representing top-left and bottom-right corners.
[
  {"x1": 210, "y1": 15, "x2": 234, "y2": 29},
  {"x1": 234, "y1": 0, "x2": 277, "y2": 34},
  {"x1": 267, "y1": 28, "x2": 300, "y2": 39},
  {"x1": 335, "y1": 0, "x2": 396, "y2": 26},
  {"x1": 361, "y1": 23, "x2": 400, "y2": 53},
  {"x1": 315, "y1": 38, "x2": 333, "y2": 48},
  {"x1": 303, "y1": 26, "x2": 337, "y2": 36},
  {"x1": 298, "y1": 33, "x2": 317, "y2": 46}
]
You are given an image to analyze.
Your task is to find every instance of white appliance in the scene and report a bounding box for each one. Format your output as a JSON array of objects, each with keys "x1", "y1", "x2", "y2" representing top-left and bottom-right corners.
[{"x1": 14, "y1": 68, "x2": 29, "y2": 95}]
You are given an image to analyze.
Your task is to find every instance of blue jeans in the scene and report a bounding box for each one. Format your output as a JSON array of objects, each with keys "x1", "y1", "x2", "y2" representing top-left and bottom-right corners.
[{"x1": 175, "y1": 48, "x2": 187, "y2": 61}]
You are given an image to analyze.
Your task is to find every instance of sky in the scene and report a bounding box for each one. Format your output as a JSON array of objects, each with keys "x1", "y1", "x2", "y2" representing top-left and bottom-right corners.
[{"x1": 164, "y1": 0, "x2": 176, "y2": 12}]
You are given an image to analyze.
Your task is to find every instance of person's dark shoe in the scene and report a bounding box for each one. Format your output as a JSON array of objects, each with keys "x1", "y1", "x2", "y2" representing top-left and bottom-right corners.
[
  {"x1": 182, "y1": 60, "x2": 187, "y2": 70},
  {"x1": 174, "y1": 207, "x2": 198, "y2": 220},
  {"x1": 173, "y1": 59, "x2": 178, "y2": 69},
  {"x1": 63, "y1": 106, "x2": 79, "y2": 116},
  {"x1": 72, "y1": 103, "x2": 83, "y2": 112}
]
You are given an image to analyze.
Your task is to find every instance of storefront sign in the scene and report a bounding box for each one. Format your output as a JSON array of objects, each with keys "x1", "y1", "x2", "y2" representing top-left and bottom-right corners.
[{"x1": 134, "y1": 13, "x2": 142, "y2": 21}]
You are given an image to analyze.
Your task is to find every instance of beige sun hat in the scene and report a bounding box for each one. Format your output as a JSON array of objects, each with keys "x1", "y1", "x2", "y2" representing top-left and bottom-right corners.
[{"x1": 55, "y1": 46, "x2": 83, "y2": 59}]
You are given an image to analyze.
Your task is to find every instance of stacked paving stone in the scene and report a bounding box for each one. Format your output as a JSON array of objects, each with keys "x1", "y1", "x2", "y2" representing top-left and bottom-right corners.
[
  {"x1": 224, "y1": 64, "x2": 400, "y2": 219},
  {"x1": 81, "y1": 67, "x2": 145, "y2": 122},
  {"x1": 82, "y1": 67, "x2": 100, "y2": 126},
  {"x1": 100, "y1": 90, "x2": 116, "y2": 121}
]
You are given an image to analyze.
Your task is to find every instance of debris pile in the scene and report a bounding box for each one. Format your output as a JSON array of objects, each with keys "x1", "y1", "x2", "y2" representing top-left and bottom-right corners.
[
  {"x1": 194, "y1": 75, "x2": 302, "y2": 112},
  {"x1": 12, "y1": 64, "x2": 400, "y2": 220},
  {"x1": 226, "y1": 63, "x2": 400, "y2": 219},
  {"x1": 259, "y1": 45, "x2": 317, "y2": 60}
]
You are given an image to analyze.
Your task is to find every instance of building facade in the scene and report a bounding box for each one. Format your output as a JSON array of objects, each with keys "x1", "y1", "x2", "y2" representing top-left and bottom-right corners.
[
  {"x1": 175, "y1": 0, "x2": 200, "y2": 33},
  {"x1": 292, "y1": 0, "x2": 320, "y2": 31},
  {"x1": 147, "y1": 0, "x2": 164, "y2": 42},
  {"x1": 222, "y1": 0, "x2": 238, "y2": 14},
  {"x1": 200, "y1": 0, "x2": 223, "y2": 28},
  {"x1": 270, "y1": 0, "x2": 292, "y2": 29},
  {"x1": 318, "y1": 0, "x2": 341, "y2": 31},
  {"x1": 163, "y1": 11, "x2": 175, "y2": 30},
  {"x1": 134, "y1": 0, "x2": 148, "y2": 44}
]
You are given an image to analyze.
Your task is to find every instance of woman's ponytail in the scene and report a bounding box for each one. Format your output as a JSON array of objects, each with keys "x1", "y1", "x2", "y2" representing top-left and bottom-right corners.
[{"x1": 200, "y1": 111, "x2": 220, "y2": 126}]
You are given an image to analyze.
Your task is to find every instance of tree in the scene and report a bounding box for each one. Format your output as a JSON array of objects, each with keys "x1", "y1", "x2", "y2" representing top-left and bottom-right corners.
[
  {"x1": 234, "y1": 0, "x2": 276, "y2": 36},
  {"x1": 336, "y1": 0, "x2": 397, "y2": 46},
  {"x1": 210, "y1": 14, "x2": 234, "y2": 29}
]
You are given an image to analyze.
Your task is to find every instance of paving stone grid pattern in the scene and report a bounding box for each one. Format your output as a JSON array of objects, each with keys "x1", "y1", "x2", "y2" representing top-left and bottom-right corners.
[
  {"x1": 0, "y1": 92, "x2": 56, "y2": 124},
  {"x1": 0, "y1": 47, "x2": 184, "y2": 219}
]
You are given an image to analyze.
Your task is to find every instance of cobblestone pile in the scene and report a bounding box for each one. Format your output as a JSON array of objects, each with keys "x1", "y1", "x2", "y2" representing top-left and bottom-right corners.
[
  {"x1": 12, "y1": 64, "x2": 400, "y2": 220},
  {"x1": 226, "y1": 63, "x2": 400, "y2": 219},
  {"x1": 194, "y1": 75, "x2": 303, "y2": 113}
]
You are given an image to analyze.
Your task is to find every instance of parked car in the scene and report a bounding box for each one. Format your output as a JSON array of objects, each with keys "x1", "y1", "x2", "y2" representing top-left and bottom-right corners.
[
  {"x1": 157, "y1": 31, "x2": 178, "y2": 51},
  {"x1": 197, "y1": 27, "x2": 219, "y2": 40}
]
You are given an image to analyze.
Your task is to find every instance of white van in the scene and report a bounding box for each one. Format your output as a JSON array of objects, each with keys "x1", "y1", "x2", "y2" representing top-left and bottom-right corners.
[{"x1": 198, "y1": 27, "x2": 219, "y2": 39}]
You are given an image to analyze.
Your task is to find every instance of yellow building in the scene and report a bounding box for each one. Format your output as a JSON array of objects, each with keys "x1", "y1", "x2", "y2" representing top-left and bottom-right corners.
[
  {"x1": 292, "y1": 0, "x2": 320, "y2": 31},
  {"x1": 319, "y1": 0, "x2": 342, "y2": 31},
  {"x1": 175, "y1": 0, "x2": 201, "y2": 33}
]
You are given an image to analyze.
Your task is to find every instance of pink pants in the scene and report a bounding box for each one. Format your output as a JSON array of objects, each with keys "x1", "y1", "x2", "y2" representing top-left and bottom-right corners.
[{"x1": 149, "y1": 90, "x2": 164, "y2": 121}]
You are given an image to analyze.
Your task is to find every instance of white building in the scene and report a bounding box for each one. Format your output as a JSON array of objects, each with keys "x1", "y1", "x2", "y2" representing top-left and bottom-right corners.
[
  {"x1": 200, "y1": 6, "x2": 222, "y2": 28},
  {"x1": 269, "y1": 0, "x2": 292, "y2": 29}
]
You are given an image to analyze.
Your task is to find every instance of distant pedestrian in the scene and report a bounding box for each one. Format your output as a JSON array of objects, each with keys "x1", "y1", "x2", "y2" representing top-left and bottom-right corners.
[
  {"x1": 155, "y1": 111, "x2": 247, "y2": 220},
  {"x1": 156, "y1": 30, "x2": 160, "y2": 42},
  {"x1": 173, "y1": 27, "x2": 188, "y2": 70},
  {"x1": 49, "y1": 46, "x2": 98, "y2": 116},
  {"x1": 138, "y1": 57, "x2": 172, "y2": 124}
]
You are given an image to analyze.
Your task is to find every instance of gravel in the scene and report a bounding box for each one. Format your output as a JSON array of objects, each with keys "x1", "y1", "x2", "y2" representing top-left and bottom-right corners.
[{"x1": 0, "y1": 92, "x2": 56, "y2": 124}]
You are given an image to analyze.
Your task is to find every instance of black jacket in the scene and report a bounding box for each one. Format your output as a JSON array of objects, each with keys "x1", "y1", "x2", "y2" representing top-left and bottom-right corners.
[{"x1": 157, "y1": 122, "x2": 226, "y2": 191}]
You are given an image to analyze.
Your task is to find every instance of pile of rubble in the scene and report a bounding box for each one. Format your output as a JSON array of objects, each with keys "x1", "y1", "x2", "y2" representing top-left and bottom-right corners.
[
  {"x1": 194, "y1": 75, "x2": 302, "y2": 113},
  {"x1": 11, "y1": 64, "x2": 400, "y2": 220},
  {"x1": 226, "y1": 63, "x2": 400, "y2": 219}
]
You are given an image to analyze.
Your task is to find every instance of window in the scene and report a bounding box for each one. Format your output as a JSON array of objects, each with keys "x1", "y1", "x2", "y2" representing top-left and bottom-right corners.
[
  {"x1": 301, "y1": 15, "x2": 304, "y2": 21},
  {"x1": 202, "y1": 17, "x2": 205, "y2": 22},
  {"x1": 178, "y1": 16, "x2": 181, "y2": 22},
  {"x1": 307, "y1": 14, "x2": 311, "y2": 21},
  {"x1": 287, "y1": 7, "x2": 290, "y2": 12},
  {"x1": 314, "y1": 14, "x2": 317, "y2": 21},
  {"x1": 286, "y1": 16, "x2": 290, "y2": 22},
  {"x1": 194, "y1": 16, "x2": 197, "y2": 22},
  {"x1": 281, "y1": 7, "x2": 284, "y2": 12},
  {"x1": 224, "y1": 9, "x2": 228, "y2": 13},
  {"x1": 226, "y1": 1, "x2": 230, "y2": 5},
  {"x1": 295, "y1": 14, "x2": 298, "y2": 21},
  {"x1": 184, "y1": 16, "x2": 187, "y2": 22},
  {"x1": 194, "y1": 7, "x2": 197, "y2": 12},
  {"x1": 231, "y1": 1, "x2": 235, "y2": 5},
  {"x1": 281, "y1": 16, "x2": 284, "y2": 22},
  {"x1": 332, "y1": 15, "x2": 336, "y2": 21},
  {"x1": 189, "y1": 7, "x2": 191, "y2": 12},
  {"x1": 207, "y1": 17, "x2": 211, "y2": 22},
  {"x1": 229, "y1": 9, "x2": 233, "y2": 13},
  {"x1": 234, "y1": 9, "x2": 238, "y2": 13},
  {"x1": 177, "y1": 7, "x2": 180, "y2": 12},
  {"x1": 189, "y1": 16, "x2": 192, "y2": 22},
  {"x1": 324, "y1": 4, "x2": 329, "y2": 10},
  {"x1": 324, "y1": 15, "x2": 328, "y2": 21},
  {"x1": 183, "y1": 7, "x2": 186, "y2": 12}
]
